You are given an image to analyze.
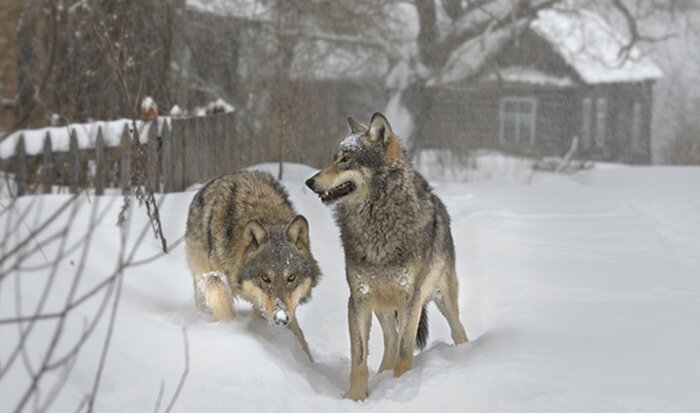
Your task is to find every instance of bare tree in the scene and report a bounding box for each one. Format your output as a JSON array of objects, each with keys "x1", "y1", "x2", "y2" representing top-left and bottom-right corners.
[
  {"x1": 2, "y1": 0, "x2": 178, "y2": 136},
  {"x1": 392, "y1": 0, "x2": 680, "y2": 149},
  {"x1": 0, "y1": 181, "x2": 188, "y2": 411}
]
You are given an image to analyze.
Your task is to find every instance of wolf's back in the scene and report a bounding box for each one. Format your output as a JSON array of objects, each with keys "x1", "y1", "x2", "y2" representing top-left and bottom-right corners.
[{"x1": 185, "y1": 171, "x2": 296, "y2": 264}]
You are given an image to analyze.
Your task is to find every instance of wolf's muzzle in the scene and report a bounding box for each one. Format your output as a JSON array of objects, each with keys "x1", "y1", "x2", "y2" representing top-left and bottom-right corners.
[
  {"x1": 305, "y1": 177, "x2": 315, "y2": 191},
  {"x1": 273, "y1": 309, "x2": 289, "y2": 326}
]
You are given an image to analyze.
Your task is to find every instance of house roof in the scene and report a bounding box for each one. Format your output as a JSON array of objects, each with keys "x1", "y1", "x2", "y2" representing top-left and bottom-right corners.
[
  {"x1": 479, "y1": 66, "x2": 579, "y2": 87},
  {"x1": 434, "y1": 8, "x2": 662, "y2": 86},
  {"x1": 429, "y1": 23, "x2": 521, "y2": 86},
  {"x1": 531, "y1": 9, "x2": 663, "y2": 84}
]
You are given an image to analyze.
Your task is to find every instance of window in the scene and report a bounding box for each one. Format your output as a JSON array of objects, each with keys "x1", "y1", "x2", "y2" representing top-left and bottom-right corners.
[
  {"x1": 500, "y1": 98, "x2": 536, "y2": 145},
  {"x1": 595, "y1": 97, "x2": 607, "y2": 148},
  {"x1": 631, "y1": 101, "x2": 642, "y2": 152},
  {"x1": 581, "y1": 97, "x2": 592, "y2": 148}
]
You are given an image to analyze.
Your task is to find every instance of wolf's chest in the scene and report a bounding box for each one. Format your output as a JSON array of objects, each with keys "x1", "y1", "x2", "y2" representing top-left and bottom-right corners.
[
  {"x1": 346, "y1": 267, "x2": 415, "y2": 305},
  {"x1": 341, "y1": 221, "x2": 426, "y2": 266}
]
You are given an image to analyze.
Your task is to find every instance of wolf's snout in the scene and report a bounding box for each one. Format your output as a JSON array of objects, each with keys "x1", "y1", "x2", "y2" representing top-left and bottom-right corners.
[
  {"x1": 305, "y1": 177, "x2": 315, "y2": 190},
  {"x1": 273, "y1": 309, "x2": 289, "y2": 326}
]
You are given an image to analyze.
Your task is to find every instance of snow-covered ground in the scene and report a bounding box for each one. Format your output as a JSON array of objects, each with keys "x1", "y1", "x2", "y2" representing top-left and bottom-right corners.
[{"x1": 2, "y1": 162, "x2": 700, "y2": 412}]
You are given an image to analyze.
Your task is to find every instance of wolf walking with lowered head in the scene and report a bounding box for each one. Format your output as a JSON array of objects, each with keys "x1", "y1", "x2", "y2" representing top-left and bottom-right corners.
[
  {"x1": 306, "y1": 113, "x2": 468, "y2": 400},
  {"x1": 185, "y1": 171, "x2": 321, "y2": 361}
]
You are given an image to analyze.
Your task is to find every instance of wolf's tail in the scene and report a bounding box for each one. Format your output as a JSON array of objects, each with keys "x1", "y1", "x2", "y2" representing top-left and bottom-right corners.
[{"x1": 415, "y1": 305, "x2": 429, "y2": 351}]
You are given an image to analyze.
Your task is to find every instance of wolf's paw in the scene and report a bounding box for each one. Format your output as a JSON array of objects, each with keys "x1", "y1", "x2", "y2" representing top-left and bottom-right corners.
[
  {"x1": 453, "y1": 329, "x2": 469, "y2": 345},
  {"x1": 346, "y1": 387, "x2": 368, "y2": 402},
  {"x1": 393, "y1": 360, "x2": 412, "y2": 378},
  {"x1": 454, "y1": 336, "x2": 469, "y2": 345}
]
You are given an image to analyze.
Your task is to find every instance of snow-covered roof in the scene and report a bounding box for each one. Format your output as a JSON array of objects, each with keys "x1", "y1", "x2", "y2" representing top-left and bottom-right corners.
[
  {"x1": 186, "y1": 0, "x2": 272, "y2": 21},
  {"x1": 429, "y1": 23, "x2": 523, "y2": 86},
  {"x1": 0, "y1": 118, "x2": 169, "y2": 159},
  {"x1": 434, "y1": 8, "x2": 662, "y2": 86},
  {"x1": 530, "y1": 9, "x2": 663, "y2": 84},
  {"x1": 479, "y1": 66, "x2": 578, "y2": 87}
]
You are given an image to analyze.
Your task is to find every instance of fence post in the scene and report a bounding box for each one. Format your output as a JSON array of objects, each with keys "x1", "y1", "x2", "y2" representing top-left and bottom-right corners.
[
  {"x1": 215, "y1": 114, "x2": 226, "y2": 175},
  {"x1": 228, "y1": 113, "x2": 242, "y2": 168},
  {"x1": 232, "y1": 113, "x2": 240, "y2": 168},
  {"x1": 42, "y1": 132, "x2": 54, "y2": 194},
  {"x1": 95, "y1": 126, "x2": 106, "y2": 195},
  {"x1": 147, "y1": 120, "x2": 159, "y2": 191},
  {"x1": 161, "y1": 120, "x2": 173, "y2": 193},
  {"x1": 172, "y1": 119, "x2": 185, "y2": 191},
  {"x1": 198, "y1": 116, "x2": 208, "y2": 180},
  {"x1": 15, "y1": 134, "x2": 26, "y2": 197},
  {"x1": 69, "y1": 130, "x2": 80, "y2": 194},
  {"x1": 202, "y1": 115, "x2": 214, "y2": 180},
  {"x1": 120, "y1": 123, "x2": 131, "y2": 194},
  {"x1": 190, "y1": 116, "x2": 202, "y2": 184}
]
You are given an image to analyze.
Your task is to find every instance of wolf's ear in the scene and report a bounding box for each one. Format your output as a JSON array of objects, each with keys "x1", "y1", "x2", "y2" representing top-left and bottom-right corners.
[
  {"x1": 243, "y1": 220, "x2": 267, "y2": 252},
  {"x1": 367, "y1": 112, "x2": 393, "y2": 144},
  {"x1": 347, "y1": 116, "x2": 367, "y2": 134},
  {"x1": 286, "y1": 215, "x2": 310, "y2": 252}
]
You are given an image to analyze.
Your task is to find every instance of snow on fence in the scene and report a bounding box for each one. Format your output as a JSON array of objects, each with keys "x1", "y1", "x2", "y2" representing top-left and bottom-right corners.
[{"x1": 0, "y1": 112, "x2": 247, "y2": 196}]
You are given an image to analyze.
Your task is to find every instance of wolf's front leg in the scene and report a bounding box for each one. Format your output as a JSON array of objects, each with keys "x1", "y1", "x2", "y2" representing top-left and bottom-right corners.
[
  {"x1": 394, "y1": 298, "x2": 423, "y2": 377},
  {"x1": 347, "y1": 295, "x2": 372, "y2": 401},
  {"x1": 196, "y1": 271, "x2": 234, "y2": 322},
  {"x1": 288, "y1": 317, "x2": 314, "y2": 362}
]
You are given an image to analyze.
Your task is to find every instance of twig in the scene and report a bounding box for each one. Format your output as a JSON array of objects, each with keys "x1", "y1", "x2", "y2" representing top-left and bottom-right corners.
[
  {"x1": 86, "y1": 201, "x2": 132, "y2": 413},
  {"x1": 163, "y1": 328, "x2": 190, "y2": 413},
  {"x1": 153, "y1": 381, "x2": 166, "y2": 413}
]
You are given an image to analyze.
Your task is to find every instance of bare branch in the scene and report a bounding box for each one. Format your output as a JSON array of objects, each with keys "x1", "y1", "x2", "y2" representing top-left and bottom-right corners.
[{"x1": 163, "y1": 328, "x2": 190, "y2": 413}]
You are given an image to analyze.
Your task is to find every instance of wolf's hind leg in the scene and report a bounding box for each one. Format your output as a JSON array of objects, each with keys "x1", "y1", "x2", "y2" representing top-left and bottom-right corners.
[
  {"x1": 435, "y1": 270, "x2": 468, "y2": 344},
  {"x1": 197, "y1": 271, "x2": 235, "y2": 322},
  {"x1": 376, "y1": 311, "x2": 397, "y2": 373},
  {"x1": 288, "y1": 317, "x2": 313, "y2": 362}
]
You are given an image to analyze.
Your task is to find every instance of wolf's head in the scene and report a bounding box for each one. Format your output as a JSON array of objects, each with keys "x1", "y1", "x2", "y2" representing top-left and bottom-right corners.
[
  {"x1": 305, "y1": 112, "x2": 404, "y2": 205},
  {"x1": 237, "y1": 215, "x2": 320, "y2": 326}
]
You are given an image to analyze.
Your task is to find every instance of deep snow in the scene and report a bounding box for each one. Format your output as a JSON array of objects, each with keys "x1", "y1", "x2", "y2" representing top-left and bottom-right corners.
[{"x1": 1, "y1": 163, "x2": 700, "y2": 412}]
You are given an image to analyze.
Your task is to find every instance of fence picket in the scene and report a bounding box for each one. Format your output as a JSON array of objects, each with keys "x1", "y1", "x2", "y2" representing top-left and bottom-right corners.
[
  {"x1": 172, "y1": 119, "x2": 186, "y2": 191},
  {"x1": 69, "y1": 129, "x2": 80, "y2": 194},
  {"x1": 147, "y1": 120, "x2": 159, "y2": 191},
  {"x1": 42, "y1": 132, "x2": 53, "y2": 194},
  {"x1": 161, "y1": 120, "x2": 172, "y2": 193},
  {"x1": 95, "y1": 126, "x2": 105, "y2": 195},
  {"x1": 120, "y1": 123, "x2": 131, "y2": 194},
  {"x1": 15, "y1": 134, "x2": 26, "y2": 196}
]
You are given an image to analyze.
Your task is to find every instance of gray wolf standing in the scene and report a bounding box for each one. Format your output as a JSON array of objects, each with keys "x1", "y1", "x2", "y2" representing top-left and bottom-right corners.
[
  {"x1": 185, "y1": 171, "x2": 321, "y2": 361},
  {"x1": 305, "y1": 113, "x2": 468, "y2": 400}
]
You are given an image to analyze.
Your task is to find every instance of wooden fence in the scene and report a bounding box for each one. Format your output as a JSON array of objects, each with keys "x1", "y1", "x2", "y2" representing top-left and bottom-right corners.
[{"x1": 0, "y1": 112, "x2": 275, "y2": 197}]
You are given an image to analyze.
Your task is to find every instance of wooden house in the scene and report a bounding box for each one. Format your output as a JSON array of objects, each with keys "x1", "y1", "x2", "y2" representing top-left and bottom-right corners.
[{"x1": 423, "y1": 9, "x2": 662, "y2": 164}]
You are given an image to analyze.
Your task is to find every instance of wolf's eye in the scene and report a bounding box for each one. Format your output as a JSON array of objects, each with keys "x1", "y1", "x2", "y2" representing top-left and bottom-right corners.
[
  {"x1": 339, "y1": 155, "x2": 350, "y2": 163},
  {"x1": 287, "y1": 274, "x2": 296, "y2": 283},
  {"x1": 260, "y1": 274, "x2": 271, "y2": 283}
]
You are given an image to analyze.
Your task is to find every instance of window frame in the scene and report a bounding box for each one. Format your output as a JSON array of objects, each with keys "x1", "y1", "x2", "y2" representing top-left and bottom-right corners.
[
  {"x1": 631, "y1": 101, "x2": 642, "y2": 152},
  {"x1": 499, "y1": 97, "x2": 538, "y2": 146},
  {"x1": 581, "y1": 97, "x2": 592, "y2": 149},
  {"x1": 594, "y1": 97, "x2": 607, "y2": 149}
]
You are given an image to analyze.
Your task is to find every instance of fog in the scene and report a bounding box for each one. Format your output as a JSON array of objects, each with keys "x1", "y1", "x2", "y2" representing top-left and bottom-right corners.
[
  {"x1": 1, "y1": 1, "x2": 700, "y2": 412},
  {"x1": 2, "y1": 0, "x2": 699, "y2": 167}
]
